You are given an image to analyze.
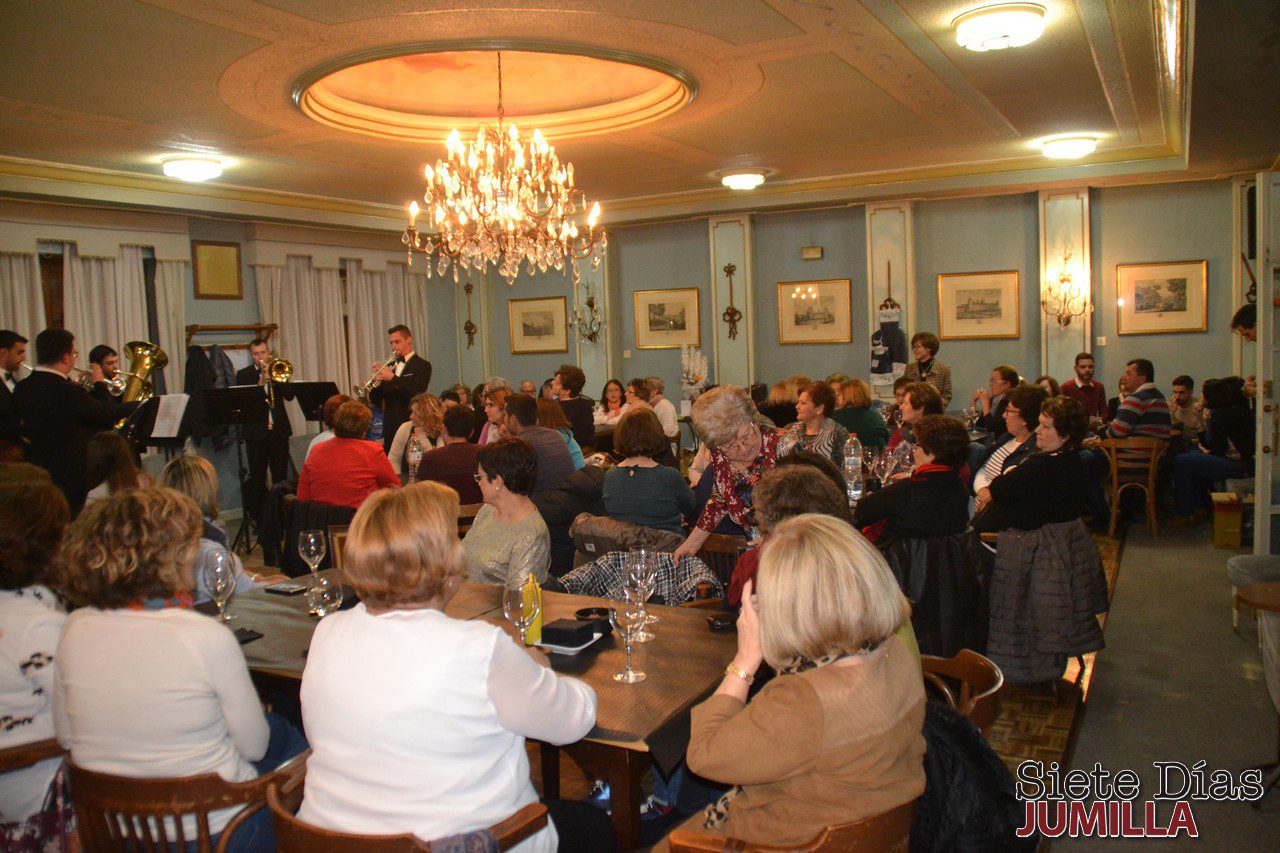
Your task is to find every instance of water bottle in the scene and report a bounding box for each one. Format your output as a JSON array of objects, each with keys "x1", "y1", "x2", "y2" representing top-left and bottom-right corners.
[{"x1": 843, "y1": 435, "x2": 864, "y2": 506}]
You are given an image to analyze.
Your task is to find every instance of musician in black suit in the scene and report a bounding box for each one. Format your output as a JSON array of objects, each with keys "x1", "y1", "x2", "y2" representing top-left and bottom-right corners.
[
  {"x1": 13, "y1": 329, "x2": 115, "y2": 511},
  {"x1": 368, "y1": 324, "x2": 431, "y2": 452},
  {"x1": 0, "y1": 330, "x2": 28, "y2": 449},
  {"x1": 236, "y1": 338, "x2": 293, "y2": 525}
]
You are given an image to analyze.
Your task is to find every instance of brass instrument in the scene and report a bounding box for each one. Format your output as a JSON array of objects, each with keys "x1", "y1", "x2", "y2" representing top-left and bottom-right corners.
[
  {"x1": 113, "y1": 341, "x2": 168, "y2": 430},
  {"x1": 258, "y1": 351, "x2": 293, "y2": 420},
  {"x1": 356, "y1": 353, "x2": 397, "y2": 401}
]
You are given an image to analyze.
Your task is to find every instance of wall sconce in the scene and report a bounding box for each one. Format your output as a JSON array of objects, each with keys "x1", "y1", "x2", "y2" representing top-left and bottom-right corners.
[
  {"x1": 1041, "y1": 245, "x2": 1092, "y2": 328},
  {"x1": 568, "y1": 278, "x2": 604, "y2": 343}
]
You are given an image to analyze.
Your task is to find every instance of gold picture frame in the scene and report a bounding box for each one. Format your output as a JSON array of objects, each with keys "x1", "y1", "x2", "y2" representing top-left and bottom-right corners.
[
  {"x1": 508, "y1": 296, "x2": 569, "y2": 354},
  {"x1": 634, "y1": 288, "x2": 700, "y2": 349},
  {"x1": 776, "y1": 279, "x2": 851, "y2": 344},
  {"x1": 937, "y1": 270, "x2": 1020, "y2": 340},
  {"x1": 191, "y1": 240, "x2": 243, "y2": 300},
  {"x1": 1116, "y1": 260, "x2": 1207, "y2": 335}
]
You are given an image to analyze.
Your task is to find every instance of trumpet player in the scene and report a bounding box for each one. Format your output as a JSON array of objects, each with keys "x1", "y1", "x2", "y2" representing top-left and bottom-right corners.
[
  {"x1": 13, "y1": 329, "x2": 115, "y2": 512},
  {"x1": 86, "y1": 344, "x2": 132, "y2": 415},
  {"x1": 0, "y1": 330, "x2": 28, "y2": 446},
  {"x1": 368, "y1": 324, "x2": 431, "y2": 453},
  {"x1": 236, "y1": 338, "x2": 293, "y2": 527}
]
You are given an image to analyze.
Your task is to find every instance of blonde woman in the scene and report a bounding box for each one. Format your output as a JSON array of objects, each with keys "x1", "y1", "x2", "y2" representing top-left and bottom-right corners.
[
  {"x1": 684, "y1": 514, "x2": 926, "y2": 847},
  {"x1": 389, "y1": 393, "x2": 447, "y2": 481},
  {"x1": 834, "y1": 379, "x2": 889, "y2": 450},
  {"x1": 298, "y1": 482, "x2": 610, "y2": 850},
  {"x1": 757, "y1": 379, "x2": 799, "y2": 428}
]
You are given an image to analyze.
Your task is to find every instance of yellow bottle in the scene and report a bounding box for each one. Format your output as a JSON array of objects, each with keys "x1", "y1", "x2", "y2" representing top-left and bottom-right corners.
[{"x1": 522, "y1": 575, "x2": 543, "y2": 646}]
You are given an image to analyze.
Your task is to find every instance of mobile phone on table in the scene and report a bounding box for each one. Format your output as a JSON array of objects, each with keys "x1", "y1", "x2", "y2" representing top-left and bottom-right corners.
[
  {"x1": 265, "y1": 580, "x2": 307, "y2": 595},
  {"x1": 706, "y1": 614, "x2": 736, "y2": 632}
]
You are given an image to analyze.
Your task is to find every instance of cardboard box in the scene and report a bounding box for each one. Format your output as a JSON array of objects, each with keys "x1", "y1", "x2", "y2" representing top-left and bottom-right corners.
[{"x1": 1211, "y1": 492, "x2": 1242, "y2": 549}]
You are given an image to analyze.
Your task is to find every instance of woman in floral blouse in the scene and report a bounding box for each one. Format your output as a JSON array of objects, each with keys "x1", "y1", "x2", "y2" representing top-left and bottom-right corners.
[{"x1": 674, "y1": 386, "x2": 781, "y2": 559}]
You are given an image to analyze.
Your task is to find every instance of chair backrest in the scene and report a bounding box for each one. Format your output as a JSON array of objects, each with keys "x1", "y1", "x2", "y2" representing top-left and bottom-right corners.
[
  {"x1": 0, "y1": 737, "x2": 63, "y2": 774},
  {"x1": 267, "y1": 764, "x2": 548, "y2": 852},
  {"x1": 696, "y1": 533, "x2": 749, "y2": 586},
  {"x1": 668, "y1": 799, "x2": 915, "y2": 852},
  {"x1": 920, "y1": 649, "x2": 1005, "y2": 734},
  {"x1": 458, "y1": 502, "x2": 483, "y2": 537},
  {"x1": 328, "y1": 524, "x2": 349, "y2": 570},
  {"x1": 1100, "y1": 437, "x2": 1167, "y2": 489},
  {"x1": 69, "y1": 753, "x2": 305, "y2": 853}
]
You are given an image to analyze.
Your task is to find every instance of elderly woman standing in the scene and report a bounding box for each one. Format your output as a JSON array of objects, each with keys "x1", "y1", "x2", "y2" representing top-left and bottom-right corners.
[
  {"x1": 901, "y1": 331, "x2": 952, "y2": 408},
  {"x1": 388, "y1": 393, "x2": 447, "y2": 481},
  {"x1": 778, "y1": 381, "x2": 850, "y2": 466},
  {"x1": 463, "y1": 437, "x2": 552, "y2": 586},
  {"x1": 674, "y1": 386, "x2": 780, "y2": 559},
  {"x1": 299, "y1": 483, "x2": 610, "y2": 851},
  {"x1": 684, "y1": 514, "x2": 925, "y2": 847}
]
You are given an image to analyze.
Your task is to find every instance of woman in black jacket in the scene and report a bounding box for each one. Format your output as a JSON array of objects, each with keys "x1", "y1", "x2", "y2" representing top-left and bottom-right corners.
[
  {"x1": 1171, "y1": 377, "x2": 1255, "y2": 522},
  {"x1": 855, "y1": 414, "x2": 970, "y2": 544},
  {"x1": 972, "y1": 396, "x2": 1089, "y2": 533}
]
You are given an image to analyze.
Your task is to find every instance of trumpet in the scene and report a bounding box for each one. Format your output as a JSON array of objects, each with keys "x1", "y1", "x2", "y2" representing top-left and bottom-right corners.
[
  {"x1": 23, "y1": 361, "x2": 124, "y2": 394},
  {"x1": 356, "y1": 353, "x2": 397, "y2": 401}
]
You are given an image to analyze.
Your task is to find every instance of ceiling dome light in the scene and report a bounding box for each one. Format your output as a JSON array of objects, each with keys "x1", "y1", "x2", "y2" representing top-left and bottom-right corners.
[
  {"x1": 1040, "y1": 135, "x2": 1098, "y2": 159},
  {"x1": 721, "y1": 172, "x2": 765, "y2": 191},
  {"x1": 953, "y1": 3, "x2": 1046, "y2": 52},
  {"x1": 161, "y1": 156, "x2": 224, "y2": 182}
]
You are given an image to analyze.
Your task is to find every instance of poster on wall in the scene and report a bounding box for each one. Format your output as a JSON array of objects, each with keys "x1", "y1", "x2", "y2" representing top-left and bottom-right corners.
[
  {"x1": 1115, "y1": 260, "x2": 1207, "y2": 335},
  {"x1": 937, "y1": 270, "x2": 1020, "y2": 340},
  {"x1": 634, "y1": 288, "x2": 700, "y2": 349},
  {"x1": 776, "y1": 279, "x2": 851, "y2": 345},
  {"x1": 508, "y1": 296, "x2": 568, "y2": 354},
  {"x1": 192, "y1": 240, "x2": 243, "y2": 300}
]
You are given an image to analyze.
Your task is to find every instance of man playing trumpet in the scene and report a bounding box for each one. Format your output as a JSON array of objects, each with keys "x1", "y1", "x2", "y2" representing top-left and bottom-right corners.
[{"x1": 368, "y1": 324, "x2": 431, "y2": 453}]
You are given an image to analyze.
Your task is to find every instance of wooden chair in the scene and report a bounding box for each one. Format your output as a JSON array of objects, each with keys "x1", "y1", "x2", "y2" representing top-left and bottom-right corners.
[
  {"x1": 266, "y1": 762, "x2": 548, "y2": 851},
  {"x1": 1099, "y1": 437, "x2": 1168, "y2": 538},
  {"x1": 920, "y1": 649, "x2": 1005, "y2": 734},
  {"x1": 668, "y1": 799, "x2": 914, "y2": 852},
  {"x1": 0, "y1": 737, "x2": 64, "y2": 774},
  {"x1": 458, "y1": 502, "x2": 483, "y2": 537},
  {"x1": 328, "y1": 524, "x2": 349, "y2": 570},
  {"x1": 697, "y1": 534, "x2": 749, "y2": 587},
  {"x1": 69, "y1": 751, "x2": 308, "y2": 853}
]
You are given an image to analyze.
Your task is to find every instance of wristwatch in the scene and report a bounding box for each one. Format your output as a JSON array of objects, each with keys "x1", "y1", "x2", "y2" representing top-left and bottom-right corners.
[{"x1": 725, "y1": 662, "x2": 755, "y2": 685}]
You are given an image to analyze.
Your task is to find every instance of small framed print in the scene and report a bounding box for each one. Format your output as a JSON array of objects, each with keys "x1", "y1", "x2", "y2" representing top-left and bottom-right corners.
[
  {"x1": 776, "y1": 279, "x2": 851, "y2": 344},
  {"x1": 508, "y1": 296, "x2": 568, "y2": 354},
  {"x1": 192, "y1": 240, "x2": 243, "y2": 300},
  {"x1": 937, "y1": 270, "x2": 1020, "y2": 340},
  {"x1": 1116, "y1": 260, "x2": 1207, "y2": 335},
  {"x1": 634, "y1": 288, "x2": 700, "y2": 349}
]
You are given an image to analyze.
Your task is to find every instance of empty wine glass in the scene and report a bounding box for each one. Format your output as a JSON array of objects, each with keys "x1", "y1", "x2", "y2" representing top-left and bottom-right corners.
[
  {"x1": 629, "y1": 549, "x2": 660, "y2": 629},
  {"x1": 202, "y1": 549, "x2": 236, "y2": 624},
  {"x1": 298, "y1": 530, "x2": 326, "y2": 574},
  {"x1": 306, "y1": 572, "x2": 344, "y2": 618},
  {"x1": 609, "y1": 603, "x2": 647, "y2": 684},
  {"x1": 503, "y1": 576, "x2": 541, "y2": 646}
]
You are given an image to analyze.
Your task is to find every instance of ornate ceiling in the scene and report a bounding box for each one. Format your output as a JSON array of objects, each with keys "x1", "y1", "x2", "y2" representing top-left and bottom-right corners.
[{"x1": 0, "y1": 0, "x2": 1274, "y2": 226}]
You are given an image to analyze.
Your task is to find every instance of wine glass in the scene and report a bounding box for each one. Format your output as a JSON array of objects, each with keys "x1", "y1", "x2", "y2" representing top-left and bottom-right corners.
[
  {"x1": 630, "y1": 549, "x2": 660, "y2": 625},
  {"x1": 503, "y1": 576, "x2": 541, "y2": 646},
  {"x1": 609, "y1": 603, "x2": 647, "y2": 684},
  {"x1": 202, "y1": 549, "x2": 236, "y2": 624},
  {"x1": 298, "y1": 530, "x2": 326, "y2": 574},
  {"x1": 306, "y1": 572, "x2": 345, "y2": 618}
]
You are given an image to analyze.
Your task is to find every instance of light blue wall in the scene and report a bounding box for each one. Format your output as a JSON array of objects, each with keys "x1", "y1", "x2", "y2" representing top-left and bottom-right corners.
[
  {"x1": 485, "y1": 266, "x2": 578, "y2": 391},
  {"x1": 752, "y1": 206, "x2": 868, "y2": 383},
  {"x1": 1090, "y1": 181, "x2": 1234, "y2": 388},
  {"x1": 612, "y1": 220, "x2": 712, "y2": 396},
  {"x1": 421, "y1": 277, "x2": 460, "y2": 389},
  {"x1": 914, "y1": 193, "x2": 1041, "y2": 404}
]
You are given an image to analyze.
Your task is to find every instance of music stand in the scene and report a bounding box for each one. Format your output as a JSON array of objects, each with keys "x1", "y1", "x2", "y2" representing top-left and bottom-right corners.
[
  {"x1": 290, "y1": 381, "x2": 341, "y2": 423},
  {"x1": 204, "y1": 388, "x2": 269, "y2": 556}
]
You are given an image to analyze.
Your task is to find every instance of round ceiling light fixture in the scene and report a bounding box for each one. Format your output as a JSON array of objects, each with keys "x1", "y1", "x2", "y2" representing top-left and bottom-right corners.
[
  {"x1": 1040, "y1": 135, "x2": 1099, "y2": 159},
  {"x1": 953, "y1": 3, "x2": 1046, "y2": 52},
  {"x1": 721, "y1": 172, "x2": 766, "y2": 191},
  {"x1": 161, "y1": 156, "x2": 224, "y2": 182}
]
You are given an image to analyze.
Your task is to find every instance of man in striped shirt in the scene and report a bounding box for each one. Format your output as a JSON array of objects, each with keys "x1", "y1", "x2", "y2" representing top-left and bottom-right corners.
[{"x1": 1105, "y1": 359, "x2": 1172, "y2": 439}]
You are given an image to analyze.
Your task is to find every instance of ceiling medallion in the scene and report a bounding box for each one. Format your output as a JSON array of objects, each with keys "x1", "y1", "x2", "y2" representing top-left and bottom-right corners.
[
  {"x1": 953, "y1": 3, "x2": 1046, "y2": 52},
  {"x1": 401, "y1": 51, "x2": 605, "y2": 286}
]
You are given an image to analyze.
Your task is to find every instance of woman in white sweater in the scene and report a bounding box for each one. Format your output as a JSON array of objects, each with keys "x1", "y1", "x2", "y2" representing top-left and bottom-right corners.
[
  {"x1": 388, "y1": 393, "x2": 447, "y2": 481},
  {"x1": 52, "y1": 488, "x2": 307, "y2": 853},
  {"x1": 299, "y1": 482, "x2": 615, "y2": 851}
]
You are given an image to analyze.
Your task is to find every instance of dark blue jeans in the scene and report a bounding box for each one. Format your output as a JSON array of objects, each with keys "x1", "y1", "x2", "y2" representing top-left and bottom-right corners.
[
  {"x1": 1078, "y1": 449, "x2": 1111, "y2": 523},
  {"x1": 1173, "y1": 452, "x2": 1246, "y2": 515}
]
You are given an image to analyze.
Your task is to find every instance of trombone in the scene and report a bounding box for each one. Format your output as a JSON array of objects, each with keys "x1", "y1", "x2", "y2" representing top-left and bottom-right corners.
[
  {"x1": 259, "y1": 351, "x2": 293, "y2": 415},
  {"x1": 356, "y1": 353, "x2": 397, "y2": 401}
]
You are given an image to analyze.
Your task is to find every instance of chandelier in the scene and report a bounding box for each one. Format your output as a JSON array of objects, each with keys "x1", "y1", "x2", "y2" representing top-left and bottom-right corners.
[
  {"x1": 401, "y1": 52, "x2": 606, "y2": 286},
  {"x1": 1041, "y1": 245, "x2": 1092, "y2": 328}
]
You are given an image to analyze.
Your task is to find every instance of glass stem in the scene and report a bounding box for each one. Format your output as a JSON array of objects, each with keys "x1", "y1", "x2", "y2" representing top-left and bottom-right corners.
[
  {"x1": 519, "y1": 624, "x2": 527, "y2": 645},
  {"x1": 625, "y1": 639, "x2": 633, "y2": 673}
]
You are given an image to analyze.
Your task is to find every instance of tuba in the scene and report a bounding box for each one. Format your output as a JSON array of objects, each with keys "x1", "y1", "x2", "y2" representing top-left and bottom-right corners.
[{"x1": 113, "y1": 341, "x2": 168, "y2": 431}]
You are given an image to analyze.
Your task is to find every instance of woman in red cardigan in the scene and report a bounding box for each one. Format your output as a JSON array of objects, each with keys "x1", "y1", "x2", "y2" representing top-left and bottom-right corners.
[{"x1": 297, "y1": 401, "x2": 399, "y2": 509}]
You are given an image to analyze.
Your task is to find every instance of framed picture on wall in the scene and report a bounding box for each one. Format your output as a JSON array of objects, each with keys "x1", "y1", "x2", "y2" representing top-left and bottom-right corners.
[
  {"x1": 634, "y1": 288, "x2": 700, "y2": 349},
  {"x1": 508, "y1": 296, "x2": 569, "y2": 354},
  {"x1": 937, "y1": 270, "x2": 1020, "y2": 340},
  {"x1": 192, "y1": 240, "x2": 242, "y2": 300},
  {"x1": 776, "y1": 279, "x2": 851, "y2": 345},
  {"x1": 1116, "y1": 260, "x2": 1207, "y2": 335}
]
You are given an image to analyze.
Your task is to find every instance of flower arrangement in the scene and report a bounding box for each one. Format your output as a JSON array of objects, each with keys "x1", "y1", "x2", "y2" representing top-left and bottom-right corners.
[{"x1": 680, "y1": 345, "x2": 708, "y2": 401}]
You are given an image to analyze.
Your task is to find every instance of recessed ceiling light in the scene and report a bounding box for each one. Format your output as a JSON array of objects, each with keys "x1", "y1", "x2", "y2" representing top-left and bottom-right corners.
[
  {"x1": 721, "y1": 172, "x2": 765, "y2": 191},
  {"x1": 161, "y1": 156, "x2": 224, "y2": 182},
  {"x1": 953, "y1": 3, "x2": 1046, "y2": 52},
  {"x1": 1040, "y1": 135, "x2": 1098, "y2": 159}
]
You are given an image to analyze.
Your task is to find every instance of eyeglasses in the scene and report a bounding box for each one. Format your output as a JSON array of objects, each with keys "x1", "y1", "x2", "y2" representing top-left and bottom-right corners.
[
  {"x1": 472, "y1": 472, "x2": 488, "y2": 482},
  {"x1": 720, "y1": 425, "x2": 758, "y2": 453}
]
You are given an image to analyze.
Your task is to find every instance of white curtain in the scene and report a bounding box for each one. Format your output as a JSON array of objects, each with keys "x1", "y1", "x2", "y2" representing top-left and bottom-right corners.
[
  {"x1": 398, "y1": 264, "x2": 431, "y2": 368},
  {"x1": 0, "y1": 253, "x2": 46, "y2": 344},
  {"x1": 256, "y1": 257, "x2": 348, "y2": 387},
  {"x1": 62, "y1": 244, "x2": 148, "y2": 360},
  {"x1": 154, "y1": 260, "x2": 188, "y2": 394},
  {"x1": 346, "y1": 260, "x2": 411, "y2": 394}
]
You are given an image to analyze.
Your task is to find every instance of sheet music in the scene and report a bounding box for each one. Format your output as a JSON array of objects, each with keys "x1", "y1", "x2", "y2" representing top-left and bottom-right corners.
[{"x1": 151, "y1": 394, "x2": 190, "y2": 439}]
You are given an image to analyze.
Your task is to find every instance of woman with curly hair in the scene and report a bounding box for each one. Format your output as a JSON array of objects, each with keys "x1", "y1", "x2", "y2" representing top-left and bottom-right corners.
[{"x1": 388, "y1": 393, "x2": 447, "y2": 481}]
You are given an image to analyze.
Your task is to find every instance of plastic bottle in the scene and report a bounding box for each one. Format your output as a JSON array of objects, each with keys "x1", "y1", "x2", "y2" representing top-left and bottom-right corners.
[
  {"x1": 522, "y1": 574, "x2": 543, "y2": 646},
  {"x1": 843, "y1": 434, "x2": 863, "y2": 506}
]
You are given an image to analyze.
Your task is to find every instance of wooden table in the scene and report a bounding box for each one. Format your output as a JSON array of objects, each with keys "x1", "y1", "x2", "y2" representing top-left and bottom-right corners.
[
  {"x1": 230, "y1": 580, "x2": 736, "y2": 850},
  {"x1": 1238, "y1": 582, "x2": 1280, "y2": 614}
]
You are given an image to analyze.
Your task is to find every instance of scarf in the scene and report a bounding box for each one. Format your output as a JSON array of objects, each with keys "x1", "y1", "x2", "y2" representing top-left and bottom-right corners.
[{"x1": 125, "y1": 592, "x2": 195, "y2": 611}]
